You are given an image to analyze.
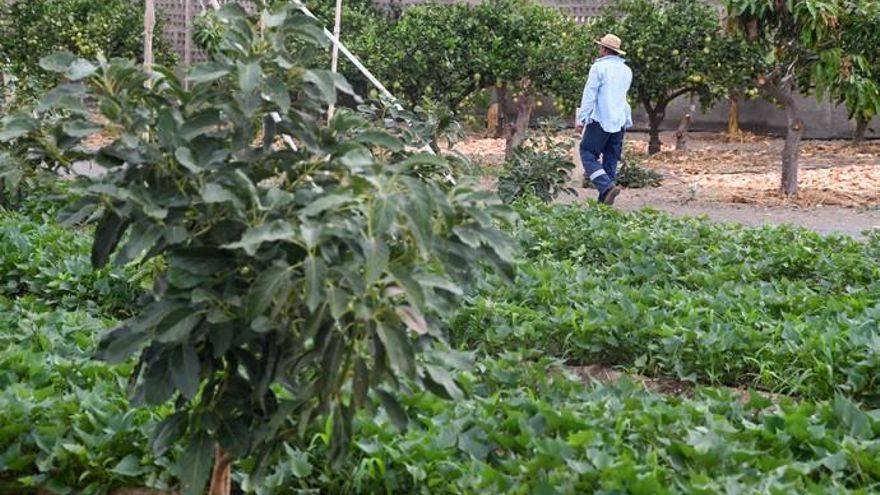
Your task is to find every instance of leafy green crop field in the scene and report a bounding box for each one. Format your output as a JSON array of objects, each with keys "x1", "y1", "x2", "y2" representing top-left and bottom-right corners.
[
  {"x1": 454, "y1": 202, "x2": 880, "y2": 404},
  {"x1": 3, "y1": 202, "x2": 880, "y2": 493}
]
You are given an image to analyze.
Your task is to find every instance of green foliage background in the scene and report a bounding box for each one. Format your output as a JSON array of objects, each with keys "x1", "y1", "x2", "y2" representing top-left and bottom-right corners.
[{"x1": 0, "y1": 0, "x2": 176, "y2": 104}]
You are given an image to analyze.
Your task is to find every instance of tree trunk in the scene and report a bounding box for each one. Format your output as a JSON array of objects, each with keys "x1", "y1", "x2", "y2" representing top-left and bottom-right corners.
[
  {"x1": 759, "y1": 77, "x2": 802, "y2": 195},
  {"x1": 854, "y1": 117, "x2": 869, "y2": 144},
  {"x1": 143, "y1": 0, "x2": 155, "y2": 76},
  {"x1": 675, "y1": 113, "x2": 692, "y2": 152},
  {"x1": 727, "y1": 95, "x2": 740, "y2": 136},
  {"x1": 504, "y1": 81, "x2": 534, "y2": 160},
  {"x1": 488, "y1": 85, "x2": 508, "y2": 138},
  {"x1": 779, "y1": 93, "x2": 803, "y2": 196},
  {"x1": 647, "y1": 110, "x2": 665, "y2": 155},
  {"x1": 209, "y1": 445, "x2": 233, "y2": 495}
]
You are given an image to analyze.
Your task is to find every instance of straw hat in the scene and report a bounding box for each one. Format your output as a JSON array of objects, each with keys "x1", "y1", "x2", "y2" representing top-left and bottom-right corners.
[{"x1": 595, "y1": 34, "x2": 625, "y2": 55}]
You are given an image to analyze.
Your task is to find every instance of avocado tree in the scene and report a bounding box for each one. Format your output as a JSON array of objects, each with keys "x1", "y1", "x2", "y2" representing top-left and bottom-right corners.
[
  {"x1": 593, "y1": 0, "x2": 745, "y2": 155},
  {"x1": 815, "y1": 3, "x2": 880, "y2": 143},
  {"x1": 0, "y1": 3, "x2": 515, "y2": 494},
  {"x1": 726, "y1": 0, "x2": 871, "y2": 194}
]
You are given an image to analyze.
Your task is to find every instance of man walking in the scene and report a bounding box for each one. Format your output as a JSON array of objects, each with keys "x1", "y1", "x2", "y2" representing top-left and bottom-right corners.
[{"x1": 576, "y1": 34, "x2": 633, "y2": 205}]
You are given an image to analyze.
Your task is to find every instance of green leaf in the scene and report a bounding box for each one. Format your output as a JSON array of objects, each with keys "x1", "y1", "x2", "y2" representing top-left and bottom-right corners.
[
  {"x1": 363, "y1": 238, "x2": 390, "y2": 285},
  {"x1": 299, "y1": 194, "x2": 354, "y2": 218},
  {"x1": 337, "y1": 147, "x2": 373, "y2": 169},
  {"x1": 375, "y1": 322, "x2": 416, "y2": 377},
  {"x1": 376, "y1": 389, "x2": 408, "y2": 432},
  {"x1": 91, "y1": 211, "x2": 128, "y2": 268},
  {"x1": 370, "y1": 196, "x2": 397, "y2": 237},
  {"x1": 171, "y1": 343, "x2": 201, "y2": 400},
  {"x1": 424, "y1": 364, "x2": 464, "y2": 400},
  {"x1": 98, "y1": 325, "x2": 149, "y2": 364},
  {"x1": 39, "y1": 52, "x2": 96, "y2": 80},
  {"x1": 188, "y1": 62, "x2": 231, "y2": 83},
  {"x1": 304, "y1": 255, "x2": 325, "y2": 311},
  {"x1": 833, "y1": 395, "x2": 873, "y2": 439},
  {"x1": 261, "y1": 9, "x2": 288, "y2": 28},
  {"x1": 157, "y1": 313, "x2": 203, "y2": 343},
  {"x1": 175, "y1": 147, "x2": 202, "y2": 173},
  {"x1": 246, "y1": 263, "x2": 290, "y2": 320},
  {"x1": 0, "y1": 115, "x2": 39, "y2": 141},
  {"x1": 238, "y1": 61, "x2": 263, "y2": 94},
  {"x1": 181, "y1": 110, "x2": 222, "y2": 141},
  {"x1": 303, "y1": 69, "x2": 338, "y2": 104},
  {"x1": 110, "y1": 454, "x2": 146, "y2": 477},
  {"x1": 263, "y1": 75, "x2": 291, "y2": 114},
  {"x1": 223, "y1": 220, "x2": 295, "y2": 255},
  {"x1": 115, "y1": 222, "x2": 164, "y2": 266},
  {"x1": 201, "y1": 182, "x2": 245, "y2": 209},
  {"x1": 352, "y1": 358, "x2": 369, "y2": 408},
  {"x1": 150, "y1": 412, "x2": 188, "y2": 456},
  {"x1": 355, "y1": 131, "x2": 404, "y2": 151},
  {"x1": 399, "y1": 152, "x2": 449, "y2": 169},
  {"x1": 178, "y1": 432, "x2": 213, "y2": 495},
  {"x1": 458, "y1": 427, "x2": 489, "y2": 460},
  {"x1": 286, "y1": 447, "x2": 313, "y2": 478},
  {"x1": 62, "y1": 119, "x2": 103, "y2": 138}
]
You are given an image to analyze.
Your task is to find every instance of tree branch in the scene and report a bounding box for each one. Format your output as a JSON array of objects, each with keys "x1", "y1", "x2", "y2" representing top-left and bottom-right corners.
[
  {"x1": 759, "y1": 75, "x2": 796, "y2": 108},
  {"x1": 666, "y1": 86, "x2": 694, "y2": 103}
]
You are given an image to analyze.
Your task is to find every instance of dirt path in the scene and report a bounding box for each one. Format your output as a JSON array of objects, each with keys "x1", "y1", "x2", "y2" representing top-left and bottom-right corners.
[
  {"x1": 565, "y1": 365, "x2": 788, "y2": 403},
  {"x1": 564, "y1": 175, "x2": 880, "y2": 239},
  {"x1": 458, "y1": 132, "x2": 880, "y2": 238}
]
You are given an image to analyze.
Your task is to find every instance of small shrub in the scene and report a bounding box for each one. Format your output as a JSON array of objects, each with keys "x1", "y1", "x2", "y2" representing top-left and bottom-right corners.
[
  {"x1": 497, "y1": 122, "x2": 577, "y2": 204},
  {"x1": 616, "y1": 143, "x2": 663, "y2": 188}
]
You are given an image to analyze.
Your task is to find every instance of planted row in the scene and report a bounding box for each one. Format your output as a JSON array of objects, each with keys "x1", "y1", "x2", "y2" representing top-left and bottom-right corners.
[
  {"x1": 0, "y1": 211, "x2": 143, "y2": 314},
  {"x1": 452, "y1": 203, "x2": 880, "y2": 403},
  {"x1": 0, "y1": 298, "x2": 174, "y2": 493},
  {"x1": 251, "y1": 355, "x2": 880, "y2": 494}
]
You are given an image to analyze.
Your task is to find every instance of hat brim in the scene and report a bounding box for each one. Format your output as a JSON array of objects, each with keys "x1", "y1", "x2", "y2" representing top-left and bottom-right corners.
[{"x1": 595, "y1": 40, "x2": 625, "y2": 55}]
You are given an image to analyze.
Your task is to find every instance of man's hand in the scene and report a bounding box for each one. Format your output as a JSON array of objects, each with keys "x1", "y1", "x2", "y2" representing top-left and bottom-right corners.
[{"x1": 575, "y1": 124, "x2": 584, "y2": 135}]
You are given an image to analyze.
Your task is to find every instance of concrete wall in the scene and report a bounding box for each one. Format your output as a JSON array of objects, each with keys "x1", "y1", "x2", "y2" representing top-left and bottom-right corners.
[{"x1": 636, "y1": 93, "x2": 880, "y2": 140}]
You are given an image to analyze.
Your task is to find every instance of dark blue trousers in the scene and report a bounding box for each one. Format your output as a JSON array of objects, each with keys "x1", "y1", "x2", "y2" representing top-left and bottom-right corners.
[{"x1": 579, "y1": 122, "x2": 624, "y2": 200}]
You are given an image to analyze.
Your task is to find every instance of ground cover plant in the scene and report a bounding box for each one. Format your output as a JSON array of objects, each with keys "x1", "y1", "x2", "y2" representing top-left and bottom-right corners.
[
  {"x1": 0, "y1": 298, "x2": 175, "y2": 493},
  {"x1": 453, "y1": 202, "x2": 880, "y2": 405},
  {"x1": 6, "y1": 263, "x2": 880, "y2": 494},
  {"x1": 4, "y1": 185, "x2": 880, "y2": 493}
]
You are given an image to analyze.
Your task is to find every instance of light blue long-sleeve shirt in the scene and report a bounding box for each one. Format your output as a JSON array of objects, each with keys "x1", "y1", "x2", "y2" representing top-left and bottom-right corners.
[{"x1": 578, "y1": 55, "x2": 633, "y2": 133}]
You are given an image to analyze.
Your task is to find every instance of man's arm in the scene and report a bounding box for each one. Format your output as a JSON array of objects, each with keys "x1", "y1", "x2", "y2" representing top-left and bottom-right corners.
[{"x1": 577, "y1": 65, "x2": 601, "y2": 128}]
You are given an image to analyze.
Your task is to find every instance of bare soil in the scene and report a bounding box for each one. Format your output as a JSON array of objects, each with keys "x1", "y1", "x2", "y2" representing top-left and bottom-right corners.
[
  {"x1": 455, "y1": 131, "x2": 880, "y2": 238},
  {"x1": 565, "y1": 364, "x2": 788, "y2": 403}
]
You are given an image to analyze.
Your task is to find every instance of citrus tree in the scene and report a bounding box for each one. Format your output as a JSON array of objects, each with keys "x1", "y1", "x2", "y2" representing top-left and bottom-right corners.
[
  {"x1": 726, "y1": 0, "x2": 877, "y2": 194},
  {"x1": 367, "y1": 3, "x2": 489, "y2": 111},
  {"x1": 477, "y1": 0, "x2": 591, "y2": 157},
  {"x1": 713, "y1": 26, "x2": 766, "y2": 136},
  {"x1": 0, "y1": 3, "x2": 515, "y2": 494},
  {"x1": 368, "y1": 0, "x2": 590, "y2": 157},
  {"x1": 593, "y1": 0, "x2": 751, "y2": 155}
]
